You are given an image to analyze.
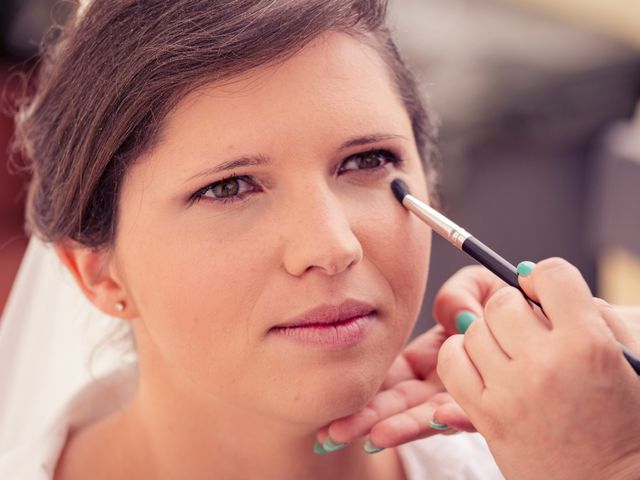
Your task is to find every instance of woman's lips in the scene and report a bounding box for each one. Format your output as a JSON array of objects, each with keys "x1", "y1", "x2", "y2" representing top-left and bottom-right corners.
[{"x1": 269, "y1": 300, "x2": 377, "y2": 349}]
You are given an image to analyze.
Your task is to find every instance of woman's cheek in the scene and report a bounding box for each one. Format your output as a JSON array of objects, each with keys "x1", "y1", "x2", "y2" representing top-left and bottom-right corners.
[
  {"x1": 392, "y1": 227, "x2": 431, "y2": 333},
  {"x1": 125, "y1": 233, "x2": 265, "y2": 382},
  {"x1": 357, "y1": 191, "x2": 431, "y2": 329}
]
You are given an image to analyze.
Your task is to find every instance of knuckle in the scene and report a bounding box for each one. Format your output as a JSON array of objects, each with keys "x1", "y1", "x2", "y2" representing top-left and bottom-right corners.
[
  {"x1": 437, "y1": 336, "x2": 461, "y2": 376},
  {"x1": 527, "y1": 354, "x2": 562, "y2": 393},
  {"x1": 592, "y1": 297, "x2": 610, "y2": 308},
  {"x1": 433, "y1": 290, "x2": 456, "y2": 313},
  {"x1": 537, "y1": 256, "x2": 569, "y2": 270},
  {"x1": 573, "y1": 327, "x2": 620, "y2": 370},
  {"x1": 484, "y1": 287, "x2": 519, "y2": 316},
  {"x1": 396, "y1": 379, "x2": 430, "y2": 407},
  {"x1": 462, "y1": 318, "x2": 485, "y2": 345},
  {"x1": 436, "y1": 339, "x2": 452, "y2": 370},
  {"x1": 592, "y1": 297, "x2": 614, "y2": 315},
  {"x1": 458, "y1": 265, "x2": 485, "y2": 277},
  {"x1": 430, "y1": 391, "x2": 452, "y2": 405},
  {"x1": 385, "y1": 388, "x2": 408, "y2": 409},
  {"x1": 533, "y1": 257, "x2": 578, "y2": 281}
]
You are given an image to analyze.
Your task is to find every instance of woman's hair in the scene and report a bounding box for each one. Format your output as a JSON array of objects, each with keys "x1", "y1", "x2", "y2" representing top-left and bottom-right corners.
[{"x1": 12, "y1": 0, "x2": 437, "y2": 249}]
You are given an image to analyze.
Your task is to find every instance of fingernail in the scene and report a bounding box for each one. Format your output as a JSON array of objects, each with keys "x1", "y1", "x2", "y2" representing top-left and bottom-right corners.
[
  {"x1": 363, "y1": 438, "x2": 385, "y2": 454},
  {"x1": 455, "y1": 311, "x2": 477, "y2": 334},
  {"x1": 313, "y1": 441, "x2": 328, "y2": 455},
  {"x1": 322, "y1": 437, "x2": 348, "y2": 452},
  {"x1": 517, "y1": 261, "x2": 536, "y2": 277},
  {"x1": 429, "y1": 418, "x2": 449, "y2": 430}
]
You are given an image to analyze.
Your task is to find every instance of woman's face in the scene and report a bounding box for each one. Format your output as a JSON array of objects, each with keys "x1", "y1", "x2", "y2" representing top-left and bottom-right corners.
[{"x1": 113, "y1": 31, "x2": 432, "y2": 426}]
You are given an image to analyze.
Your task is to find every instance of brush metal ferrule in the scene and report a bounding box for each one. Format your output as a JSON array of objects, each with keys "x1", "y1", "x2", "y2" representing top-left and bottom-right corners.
[{"x1": 403, "y1": 195, "x2": 471, "y2": 249}]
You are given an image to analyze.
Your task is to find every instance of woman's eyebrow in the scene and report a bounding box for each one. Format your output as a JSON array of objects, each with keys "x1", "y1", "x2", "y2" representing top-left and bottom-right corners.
[
  {"x1": 185, "y1": 154, "x2": 270, "y2": 183},
  {"x1": 339, "y1": 133, "x2": 407, "y2": 150}
]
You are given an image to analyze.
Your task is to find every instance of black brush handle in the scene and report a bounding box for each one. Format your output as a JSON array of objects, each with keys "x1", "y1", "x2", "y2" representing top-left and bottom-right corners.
[
  {"x1": 461, "y1": 236, "x2": 541, "y2": 308},
  {"x1": 622, "y1": 346, "x2": 640, "y2": 375},
  {"x1": 461, "y1": 236, "x2": 640, "y2": 375}
]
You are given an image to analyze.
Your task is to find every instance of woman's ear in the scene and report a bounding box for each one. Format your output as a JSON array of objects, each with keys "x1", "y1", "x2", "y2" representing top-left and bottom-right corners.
[{"x1": 54, "y1": 240, "x2": 137, "y2": 319}]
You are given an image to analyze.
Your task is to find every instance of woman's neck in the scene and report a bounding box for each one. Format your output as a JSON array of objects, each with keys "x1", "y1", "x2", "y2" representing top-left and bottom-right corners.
[{"x1": 56, "y1": 363, "x2": 406, "y2": 480}]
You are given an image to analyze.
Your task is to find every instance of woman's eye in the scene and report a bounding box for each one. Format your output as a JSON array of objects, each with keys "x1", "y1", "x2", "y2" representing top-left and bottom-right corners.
[
  {"x1": 191, "y1": 175, "x2": 257, "y2": 204},
  {"x1": 339, "y1": 149, "x2": 401, "y2": 173}
]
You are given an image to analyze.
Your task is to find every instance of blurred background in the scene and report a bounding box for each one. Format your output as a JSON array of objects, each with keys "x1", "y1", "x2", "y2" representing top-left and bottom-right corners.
[{"x1": 1, "y1": 0, "x2": 639, "y2": 332}]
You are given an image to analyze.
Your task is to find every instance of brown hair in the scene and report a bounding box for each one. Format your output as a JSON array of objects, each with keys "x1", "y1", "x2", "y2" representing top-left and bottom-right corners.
[{"x1": 12, "y1": 0, "x2": 437, "y2": 249}]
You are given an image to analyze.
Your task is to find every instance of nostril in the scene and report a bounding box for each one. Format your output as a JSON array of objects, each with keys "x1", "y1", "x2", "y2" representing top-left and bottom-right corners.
[{"x1": 279, "y1": 201, "x2": 363, "y2": 277}]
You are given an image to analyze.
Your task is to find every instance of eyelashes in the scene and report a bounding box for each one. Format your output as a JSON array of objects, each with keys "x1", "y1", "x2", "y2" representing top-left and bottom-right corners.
[
  {"x1": 190, "y1": 174, "x2": 258, "y2": 205},
  {"x1": 337, "y1": 149, "x2": 402, "y2": 173},
  {"x1": 190, "y1": 148, "x2": 404, "y2": 205}
]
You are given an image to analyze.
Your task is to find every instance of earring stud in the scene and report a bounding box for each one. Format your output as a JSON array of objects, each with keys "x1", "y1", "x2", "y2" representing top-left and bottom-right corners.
[{"x1": 114, "y1": 301, "x2": 125, "y2": 312}]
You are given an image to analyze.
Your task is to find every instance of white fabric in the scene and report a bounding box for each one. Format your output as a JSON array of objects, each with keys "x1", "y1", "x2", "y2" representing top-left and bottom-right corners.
[
  {"x1": 0, "y1": 238, "x2": 129, "y2": 451},
  {"x1": 0, "y1": 363, "x2": 503, "y2": 479},
  {"x1": 0, "y1": 237, "x2": 503, "y2": 478},
  {"x1": 398, "y1": 434, "x2": 504, "y2": 479},
  {"x1": 0, "y1": 366, "x2": 137, "y2": 479}
]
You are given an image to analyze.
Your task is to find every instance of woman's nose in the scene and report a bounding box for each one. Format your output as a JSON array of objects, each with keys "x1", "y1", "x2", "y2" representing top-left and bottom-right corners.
[{"x1": 280, "y1": 186, "x2": 363, "y2": 277}]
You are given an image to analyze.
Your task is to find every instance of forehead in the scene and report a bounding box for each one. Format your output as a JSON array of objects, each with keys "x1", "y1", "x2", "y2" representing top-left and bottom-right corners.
[{"x1": 155, "y1": 31, "x2": 412, "y2": 156}]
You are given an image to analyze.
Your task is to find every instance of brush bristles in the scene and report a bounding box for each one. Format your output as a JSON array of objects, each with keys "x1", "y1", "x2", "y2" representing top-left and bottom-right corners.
[{"x1": 391, "y1": 179, "x2": 411, "y2": 204}]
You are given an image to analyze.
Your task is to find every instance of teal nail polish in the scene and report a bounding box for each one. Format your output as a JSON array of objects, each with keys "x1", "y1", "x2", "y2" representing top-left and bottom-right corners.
[
  {"x1": 363, "y1": 439, "x2": 385, "y2": 454},
  {"x1": 313, "y1": 441, "x2": 328, "y2": 455},
  {"x1": 455, "y1": 311, "x2": 477, "y2": 334},
  {"x1": 429, "y1": 419, "x2": 449, "y2": 430},
  {"x1": 517, "y1": 261, "x2": 536, "y2": 277},
  {"x1": 322, "y1": 437, "x2": 348, "y2": 452}
]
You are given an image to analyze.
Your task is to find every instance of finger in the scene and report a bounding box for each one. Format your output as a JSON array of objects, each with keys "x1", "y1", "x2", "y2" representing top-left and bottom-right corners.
[
  {"x1": 433, "y1": 402, "x2": 475, "y2": 432},
  {"x1": 437, "y1": 335, "x2": 484, "y2": 410},
  {"x1": 463, "y1": 318, "x2": 510, "y2": 384},
  {"x1": 517, "y1": 258, "x2": 601, "y2": 331},
  {"x1": 613, "y1": 305, "x2": 640, "y2": 342},
  {"x1": 380, "y1": 353, "x2": 417, "y2": 390},
  {"x1": 433, "y1": 265, "x2": 506, "y2": 334},
  {"x1": 316, "y1": 426, "x2": 330, "y2": 445},
  {"x1": 594, "y1": 298, "x2": 640, "y2": 354},
  {"x1": 382, "y1": 325, "x2": 446, "y2": 389},
  {"x1": 484, "y1": 286, "x2": 549, "y2": 359},
  {"x1": 318, "y1": 354, "x2": 425, "y2": 445},
  {"x1": 322, "y1": 326, "x2": 449, "y2": 445},
  {"x1": 367, "y1": 393, "x2": 459, "y2": 448},
  {"x1": 390, "y1": 325, "x2": 447, "y2": 386},
  {"x1": 325, "y1": 379, "x2": 440, "y2": 443}
]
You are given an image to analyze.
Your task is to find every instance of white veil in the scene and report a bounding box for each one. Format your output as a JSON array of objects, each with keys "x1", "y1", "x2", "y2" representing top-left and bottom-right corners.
[
  {"x1": 0, "y1": 2, "x2": 108, "y2": 453},
  {"x1": 0, "y1": 236, "x2": 128, "y2": 452}
]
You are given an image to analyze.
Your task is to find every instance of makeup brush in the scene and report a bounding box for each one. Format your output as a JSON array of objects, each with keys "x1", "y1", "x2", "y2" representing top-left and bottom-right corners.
[{"x1": 390, "y1": 178, "x2": 640, "y2": 375}]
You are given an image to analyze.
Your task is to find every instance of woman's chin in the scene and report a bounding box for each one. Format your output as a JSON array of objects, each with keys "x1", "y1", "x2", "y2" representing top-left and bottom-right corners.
[
  {"x1": 253, "y1": 325, "x2": 408, "y2": 426},
  {"x1": 278, "y1": 366, "x2": 388, "y2": 428}
]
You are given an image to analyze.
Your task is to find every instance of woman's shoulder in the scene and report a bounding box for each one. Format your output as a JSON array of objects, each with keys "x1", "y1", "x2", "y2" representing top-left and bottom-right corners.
[
  {"x1": 397, "y1": 432, "x2": 504, "y2": 480},
  {"x1": 0, "y1": 365, "x2": 137, "y2": 480}
]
